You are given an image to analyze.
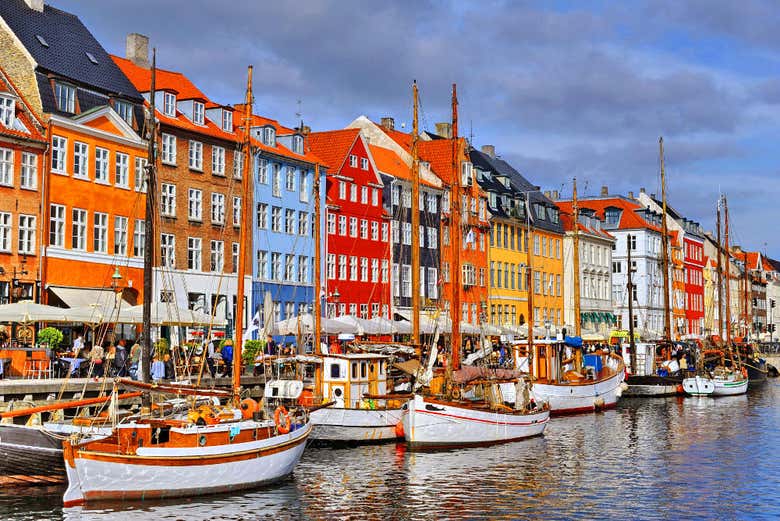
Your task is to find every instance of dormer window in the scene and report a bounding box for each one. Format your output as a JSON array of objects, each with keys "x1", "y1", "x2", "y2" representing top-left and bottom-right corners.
[
  {"x1": 163, "y1": 92, "x2": 176, "y2": 117},
  {"x1": 461, "y1": 161, "x2": 473, "y2": 186},
  {"x1": 292, "y1": 134, "x2": 304, "y2": 155},
  {"x1": 534, "y1": 203, "x2": 545, "y2": 220},
  {"x1": 193, "y1": 101, "x2": 204, "y2": 125},
  {"x1": 263, "y1": 126, "x2": 276, "y2": 147},
  {"x1": 114, "y1": 99, "x2": 133, "y2": 126},
  {"x1": 222, "y1": 110, "x2": 233, "y2": 132},
  {"x1": 549, "y1": 208, "x2": 559, "y2": 224},
  {"x1": 605, "y1": 207, "x2": 622, "y2": 227},
  {"x1": 54, "y1": 82, "x2": 76, "y2": 113},
  {"x1": 0, "y1": 96, "x2": 14, "y2": 127}
]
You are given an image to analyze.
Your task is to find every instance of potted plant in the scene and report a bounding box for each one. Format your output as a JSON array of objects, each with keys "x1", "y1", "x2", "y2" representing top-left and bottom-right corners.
[{"x1": 37, "y1": 327, "x2": 63, "y2": 356}]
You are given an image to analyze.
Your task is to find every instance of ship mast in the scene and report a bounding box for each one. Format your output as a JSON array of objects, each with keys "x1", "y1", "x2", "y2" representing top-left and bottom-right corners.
[
  {"x1": 659, "y1": 137, "x2": 671, "y2": 344},
  {"x1": 743, "y1": 250, "x2": 750, "y2": 340},
  {"x1": 141, "y1": 49, "x2": 157, "y2": 397},
  {"x1": 450, "y1": 84, "x2": 462, "y2": 371},
  {"x1": 572, "y1": 177, "x2": 581, "y2": 337},
  {"x1": 716, "y1": 197, "x2": 723, "y2": 341},
  {"x1": 233, "y1": 65, "x2": 253, "y2": 403},
  {"x1": 724, "y1": 196, "x2": 732, "y2": 345},
  {"x1": 627, "y1": 233, "x2": 637, "y2": 374},
  {"x1": 313, "y1": 162, "x2": 322, "y2": 356},
  {"x1": 411, "y1": 81, "x2": 421, "y2": 345}
]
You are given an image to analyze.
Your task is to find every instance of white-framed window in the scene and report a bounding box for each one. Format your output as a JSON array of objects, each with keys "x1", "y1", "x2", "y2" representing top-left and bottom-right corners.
[
  {"x1": 51, "y1": 136, "x2": 67, "y2": 174},
  {"x1": 360, "y1": 157, "x2": 369, "y2": 170},
  {"x1": 381, "y1": 259, "x2": 388, "y2": 283},
  {"x1": 71, "y1": 208, "x2": 87, "y2": 250},
  {"x1": 299, "y1": 171, "x2": 309, "y2": 203},
  {"x1": 286, "y1": 166, "x2": 295, "y2": 191},
  {"x1": 133, "y1": 219, "x2": 145, "y2": 257},
  {"x1": 114, "y1": 152, "x2": 129, "y2": 187},
  {"x1": 372, "y1": 188, "x2": 379, "y2": 206},
  {"x1": 350, "y1": 217, "x2": 358, "y2": 238},
  {"x1": 271, "y1": 252, "x2": 281, "y2": 280},
  {"x1": 233, "y1": 150, "x2": 243, "y2": 179},
  {"x1": 271, "y1": 206, "x2": 282, "y2": 232},
  {"x1": 371, "y1": 258, "x2": 379, "y2": 282},
  {"x1": 361, "y1": 186, "x2": 368, "y2": 204},
  {"x1": 257, "y1": 250, "x2": 268, "y2": 279},
  {"x1": 427, "y1": 227, "x2": 437, "y2": 249},
  {"x1": 349, "y1": 154, "x2": 358, "y2": 167},
  {"x1": 338, "y1": 215, "x2": 347, "y2": 236},
  {"x1": 188, "y1": 188, "x2": 202, "y2": 221},
  {"x1": 292, "y1": 134, "x2": 304, "y2": 155},
  {"x1": 298, "y1": 211, "x2": 309, "y2": 236},
  {"x1": 360, "y1": 219, "x2": 368, "y2": 239},
  {"x1": 93, "y1": 212, "x2": 108, "y2": 253},
  {"x1": 360, "y1": 257, "x2": 368, "y2": 281},
  {"x1": 163, "y1": 92, "x2": 176, "y2": 117},
  {"x1": 297, "y1": 255, "x2": 309, "y2": 283},
  {"x1": 210, "y1": 240, "x2": 224, "y2": 272},
  {"x1": 285, "y1": 209, "x2": 295, "y2": 235},
  {"x1": 189, "y1": 140, "x2": 203, "y2": 170},
  {"x1": 427, "y1": 267, "x2": 438, "y2": 299},
  {"x1": 193, "y1": 101, "x2": 205, "y2": 125},
  {"x1": 49, "y1": 204, "x2": 65, "y2": 247},
  {"x1": 161, "y1": 133, "x2": 176, "y2": 164},
  {"x1": 0, "y1": 212, "x2": 12, "y2": 252},
  {"x1": 428, "y1": 193, "x2": 438, "y2": 213},
  {"x1": 371, "y1": 221, "x2": 379, "y2": 241},
  {"x1": 381, "y1": 223, "x2": 388, "y2": 242},
  {"x1": 231, "y1": 242, "x2": 239, "y2": 274},
  {"x1": 402, "y1": 222, "x2": 411, "y2": 245},
  {"x1": 263, "y1": 126, "x2": 276, "y2": 147},
  {"x1": 402, "y1": 188, "x2": 411, "y2": 208},
  {"x1": 160, "y1": 233, "x2": 175, "y2": 267},
  {"x1": 0, "y1": 96, "x2": 15, "y2": 127},
  {"x1": 339, "y1": 181, "x2": 347, "y2": 199},
  {"x1": 350, "y1": 256, "x2": 358, "y2": 281},
  {"x1": 161, "y1": 184, "x2": 176, "y2": 216},
  {"x1": 73, "y1": 142, "x2": 89, "y2": 178},
  {"x1": 211, "y1": 193, "x2": 225, "y2": 224},
  {"x1": 350, "y1": 183, "x2": 357, "y2": 202},
  {"x1": 401, "y1": 265, "x2": 411, "y2": 297},
  {"x1": 283, "y1": 255, "x2": 294, "y2": 282},
  {"x1": 18, "y1": 214, "x2": 35, "y2": 254},
  {"x1": 256, "y1": 203, "x2": 268, "y2": 229},
  {"x1": 134, "y1": 157, "x2": 147, "y2": 192},
  {"x1": 114, "y1": 99, "x2": 133, "y2": 125},
  {"x1": 187, "y1": 237, "x2": 202, "y2": 271},
  {"x1": 20, "y1": 152, "x2": 37, "y2": 189},
  {"x1": 339, "y1": 255, "x2": 347, "y2": 280},
  {"x1": 0, "y1": 148, "x2": 13, "y2": 186},
  {"x1": 114, "y1": 216, "x2": 128, "y2": 255},
  {"x1": 272, "y1": 164, "x2": 281, "y2": 196},
  {"x1": 327, "y1": 213, "x2": 336, "y2": 234},
  {"x1": 55, "y1": 82, "x2": 76, "y2": 113},
  {"x1": 211, "y1": 145, "x2": 225, "y2": 175},
  {"x1": 327, "y1": 253, "x2": 336, "y2": 279},
  {"x1": 222, "y1": 110, "x2": 233, "y2": 132},
  {"x1": 94, "y1": 147, "x2": 108, "y2": 182},
  {"x1": 257, "y1": 158, "x2": 268, "y2": 184},
  {"x1": 232, "y1": 196, "x2": 241, "y2": 227}
]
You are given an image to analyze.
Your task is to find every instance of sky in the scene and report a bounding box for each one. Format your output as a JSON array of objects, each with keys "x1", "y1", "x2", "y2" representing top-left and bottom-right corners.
[{"x1": 53, "y1": 0, "x2": 780, "y2": 259}]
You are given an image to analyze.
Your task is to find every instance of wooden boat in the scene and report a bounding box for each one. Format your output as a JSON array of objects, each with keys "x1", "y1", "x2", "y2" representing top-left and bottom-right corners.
[
  {"x1": 683, "y1": 367, "x2": 748, "y2": 396},
  {"x1": 622, "y1": 343, "x2": 682, "y2": 397}
]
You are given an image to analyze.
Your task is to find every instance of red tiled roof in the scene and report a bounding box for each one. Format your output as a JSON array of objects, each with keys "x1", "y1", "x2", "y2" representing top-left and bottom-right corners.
[
  {"x1": 417, "y1": 139, "x2": 462, "y2": 185},
  {"x1": 306, "y1": 128, "x2": 360, "y2": 171},
  {"x1": 0, "y1": 66, "x2": 46, "y2": 143},
  {"x1": 374, "y1": 122, "x2": 413, "y2": 150},
  {"x1": 557, "y1": 206, "x2": 614, "y2": 239},
  {"x1": 561, "y1": 197, "x2": 664, "y2": 233},
  {"x1": 369, "y1": 144, "x2": 440, "y2": 188}
]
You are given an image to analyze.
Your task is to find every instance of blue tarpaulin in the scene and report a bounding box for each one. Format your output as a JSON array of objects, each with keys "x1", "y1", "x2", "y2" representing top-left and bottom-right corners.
[{"x1": 564, "y1": 336, "x2": 583, "y2": 348}]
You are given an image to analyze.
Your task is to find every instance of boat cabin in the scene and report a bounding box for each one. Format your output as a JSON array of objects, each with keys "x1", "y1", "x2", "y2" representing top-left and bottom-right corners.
[
  {"x1": 512, "y1": 339, "x2": 623, "y2": 385},
  {"x1": 319, "y1": 353, "x2": 389, "y2": 409}
]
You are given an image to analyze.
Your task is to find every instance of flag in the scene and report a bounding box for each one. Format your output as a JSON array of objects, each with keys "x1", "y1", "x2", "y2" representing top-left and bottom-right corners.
[
  {"x1": 465, "y1": 228, "x2": 475, "y2": 244},
  {"x1": 244, "y1": 309, "x2": 261, "y2": 340}
]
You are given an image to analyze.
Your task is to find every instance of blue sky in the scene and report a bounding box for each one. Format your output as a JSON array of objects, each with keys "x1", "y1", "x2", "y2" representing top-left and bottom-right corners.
[{"x1": 53, "y1": 0, "x2": 780, "y2": 258}]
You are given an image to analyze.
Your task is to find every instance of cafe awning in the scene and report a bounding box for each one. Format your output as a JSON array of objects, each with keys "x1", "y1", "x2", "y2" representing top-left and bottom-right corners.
[{"x1": 48, "y1": 285, "x2": 133, "y2": 309}]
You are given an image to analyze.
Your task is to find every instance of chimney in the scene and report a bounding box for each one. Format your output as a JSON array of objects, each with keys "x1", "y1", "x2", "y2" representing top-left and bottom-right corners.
[
  {"x1": 600, "y1": 185, "x2": 609, "y2": 196},
  {"x1": 380, "y1": 117, "x2": 395, "y2": 131},
  {"x1": 435, "y1": 122, "x2": 452, "y2": 139},
  {"x1": 24, "y1": 0, "x2": 44, "y2": 12},
  {"x1": 126, "y1": 33, "x2": 150, "y2": 69},
  {"x1": 628, "y1": 191, "x2": 634, "y2": 199},
  {"x1": 640, "y1": 187, "x2": 646, "y2": 194},
  {"x1": 481, "y1": 144, "x2": 496, "y2": 158}
]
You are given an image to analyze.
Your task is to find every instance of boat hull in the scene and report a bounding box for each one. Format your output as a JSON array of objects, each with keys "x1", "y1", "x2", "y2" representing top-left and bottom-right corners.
[
  {"x1": 712, "y1": 378, "x2": 748, "y2": 396},
  {"x1": 310, "y1": 407, "x2": 404, "y2": 442},
  {"x1": 623, "y1": 375, "x2": 682, "y2": 397},
  {"x1": 683, "y1": 376, "x2": 715, "y2": 395},
  {"x1": 401, "y1": 394, "x2": 548, "y2": 448},
  {"x1": 683, "y1": 375, "x2": 748, "y2": 396},
  {"x1": 746, "y1": 359, "x2": 768, "y2": 386},
  {"x1": 62, "y1": 421, "x2": 311, "y2": 506},
  {"x1": 530, "y1": 370, "x2": 625, "y2": 415}
]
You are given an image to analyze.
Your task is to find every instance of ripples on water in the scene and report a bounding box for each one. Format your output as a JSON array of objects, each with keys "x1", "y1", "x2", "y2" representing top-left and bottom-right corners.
[{"x1": 2, "y1": 385, "x2": 780, "y2": 520}]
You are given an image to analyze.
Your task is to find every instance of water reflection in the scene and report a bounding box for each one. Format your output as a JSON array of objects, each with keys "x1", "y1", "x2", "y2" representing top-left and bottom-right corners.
[{"x1": 2, "y1": 385, "x2": 780, "y2": 520}]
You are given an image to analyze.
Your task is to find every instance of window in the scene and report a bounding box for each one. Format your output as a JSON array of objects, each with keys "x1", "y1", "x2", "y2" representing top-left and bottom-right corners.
[
  {"x1": 339, "y1": 255, "x2": 347, "y2": 280},
  {"x1": 299, "y1": 171, "x2": 309, "y2": 203},
  {"x1": 339, "y1": 181, "x2": 347, "y2": 200},
  {"x1": 402, "y1": 188, "x2": 411, "y2": 208},
  {"x1": 212, "y1": 146, "x2": 225, "y2": 175},
  {"x1": 286, "y1": 166, "x2": 295, "y2": 191},
  {"x1": 350, "y1": 183, "x2": 357, "y2": 202},
  {"x1": 392, "y1": 264, "x2": 400, "y2": 296},
  {"x1": 361, "y1": 186, "x2": 368, "y2": 204},
  {"x1": 350, "y1": 217, "x2": 358, "y2": 238},
  {"x1": 211, "y1": 193, "x2": 225, "y2": 224},
  {"x1": 371, "y1": 258, "x2": 379, "y2": 282},
  {"x1": 49, "y1": 204, "x2": 65, "y2": 247},
  {"x1": 18, "y1": 215, "x2": 35, "y2": 254},
  {"x1": 257, "y1": 203, "x2": 268, "y2": 229},
  {"x1": 114, "y1": 100, "x2": 133, "y2": 125},
  {"x1": 0, "y1": 148, "x2": 12, "y2": 185},
  {"x1": 271, "y1": 252, "x2": 281, "y2": 280},
  {"x1": 350, "y1": 256, "x2": 358, "y2": 280},
  {"x1": 114, "y1": 152, "x2": 129, "y2": 187},
  {"x1": 233, "y1": 197, "x2": 241, "y2": 227},
  {"x1": 133, "y1": 220, "x2": 145, "y2": 257},
  {"x1": 161, "y1": 184, "x2": 176, "y2": 216},
  {"x1": 402, "y1": 222, "x2": 412, "y2": 245},
  {"x1": 360, "y1": 257, "x2": 368, "y2": 281},
  {"x1": 0, "y1": 96, "x2": 14, "y2": 127},
  {"x1": 193, "y1": 101, "x2": 204, "y2": 125},
  {"x1": 93, "y1": 212, "x2": 108, "y2": 253},
  {"x1": 134, "y1": 157, "x2": 147, "y2": 192},
  {"x1": 233, "y1": 150, "x2": 244, "y2": 179},
  {"x1": 0, "y1": 212, "x2": 11, "y2": 252},
  {"x1": 262, "y1": 126, "x2": 276, "y2": 147},
  {"x1": 71, "y1": 208, "x2": 86, "y2": 250},
  {"x1": 231, "y1": 243, "x2": 239, "y2": 273},
  {"x1": 401, "y1": 265, "x2": 412, "y2": 297},
  {"x1": 360, "y1": 219, "x2": 368, "y2": 239},
  {"x1": 163, "y1": 92, "x2": 176, "y2": 117},
  {"x1": 271, "y1": 206, "x2": 282, "y2": 232},
  {"x1": 629, "y1": 235, "x2": 637, "y2": 250},
  {"x1": 327, "y1": 253, "x2": 336, "y2": 279},
  {"x1": 381, "y1": 223, "x2": 389, "y2": 242},
  {"x1": 51, "y1": 136, "x2": 67, "y2": 174},
  {"x1": 272, "y1": 164, "x2": 281, "y2": 196},
  {"x1": 187, "y1": 189, "x2": 202, "y2": 220},
  {"x1": 327, "y1": 213, "x2": 336, "y2": 234},
  {"x1": 222, "y1": 110, "x2": 233, "y2": 132},
  {"x1": 210, "y1": 240, "x2": 224, "y2": 272},
  {"x1": 285, "y1": 209, "x2": 295, "y2": 235},
  {"x1": 71, "y1": 142, "x2": 89, "y2": 179},
  {"x1": 462, "y1": 264, "x2": 477, "y2": 287},
  {"x1": 461, "y1": 161, "x2": 472, "y2": 185},
  {"x1": 189, "y1": 140, "x2": 203, "y2": 170},
  {"x1": 427, "y1": 227, "x2": 437, "y2": 249},
  {"x1": 257, "y1": 250, "x2": 268, "y2": 279},
  {"x1": 161, "y1": 134, "x2": 176, "y2": 164},
  {"x1": 257, "y1": 158, "x2": 268, "y2": 184},
  {"x1": 371, "y1": 221, "x2": 379, "y2": 241},
  {"x1": 292, "y1": 135, "x2": 304, "y2": 155},
  {"x1": 298, "y1": 255, "x2": 309, "y2": 283},
  {"x1": 392, "y1": 185, "x2": 400, "y2": 206},
  {"x1": 114, "y1": 216, "x2": 128, "y2": 255},
  {"x1": 391, "y1": 221, "x2": 399, "y2": 243},
  {"x1": 612, "y1": 261, "x2": 622, "y2": 273},
  {"x1": 372, "y1": 188, "x2": 379, "y2": 206},
  {"x1": 160, "y1": 233, "x2": 175, "y2": 267},
  {"x1": 427, "y1": 267, "x2": 438, "y2": 298},
  {"x1": 349, "y1": 154, "x2": 358, "y2": 167},
  {"x1": 55, "y1": 82, "x2": 76, "y2": 113},
  {"x1": 360, "y1": 157, "x2": 369, "y2": 170},
  {"x1": 381, "y1": 259, "x2": 388, "y2": 283},
  {"x1": 298, "y1": 211, "x2": 309, "y2": 236}
]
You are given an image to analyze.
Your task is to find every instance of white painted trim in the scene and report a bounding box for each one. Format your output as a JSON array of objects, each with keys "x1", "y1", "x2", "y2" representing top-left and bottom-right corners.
[
  {"x1": 45, "y1": 246, "x2": 144, "y2": 268},
  {"x1": 50, "y1": 113, "x2": 145, "y2": 149}
]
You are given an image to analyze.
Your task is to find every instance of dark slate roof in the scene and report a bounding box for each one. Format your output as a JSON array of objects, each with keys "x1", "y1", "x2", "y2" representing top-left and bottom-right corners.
[{"x1": 0, "y1": 0, "x2": 141, "y2": 101}]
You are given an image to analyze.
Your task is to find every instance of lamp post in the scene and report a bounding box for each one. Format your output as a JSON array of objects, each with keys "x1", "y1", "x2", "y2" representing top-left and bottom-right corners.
[{"x1": 110, "y1": 267, "x2": 123, "y2": 342}]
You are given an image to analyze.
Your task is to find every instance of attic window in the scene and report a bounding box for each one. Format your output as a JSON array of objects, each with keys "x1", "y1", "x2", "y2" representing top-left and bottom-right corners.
[
  {"x1": 193, "y1": 101, "x2": 204, "y2": 125},
  {"x1": 222, "y1": 110, "x2": 232, "y2": 132},
  {"x1": 291, "y1": 135, "x2": 304, "y2": 155},
  {"x1": 35, "y1": 35, "x2": 49, "y2": 48},
  {"x1": 54, "y1": 82, "x2": 76, "y2": 113},
  {"x1": 0, "y1": 96, "x2": 15, "y2": 127},
  {"x1": 85, "y1": 52, "x2": 98, "y2": 64},
  {"x1": 263, "y1": 126, "x2": 276, "y2": 147}
]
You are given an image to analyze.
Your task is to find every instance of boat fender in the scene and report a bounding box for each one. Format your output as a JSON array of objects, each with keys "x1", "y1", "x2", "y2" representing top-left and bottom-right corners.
[
  {"x1": 274, "y1": 405, "x2": 291, "y2": 434},
  {"x1": 742, "y1": 367, "x2": 748, "y2": 379},
  {"x1": 594, "y1": 397, "x2": 605, "y2": 411},
  {"x1": 394, "y1": 421, "x2": 405, "y2": 439},
  {"x1": 240, "y1": 398, "x2": 258, "y2": 420}
]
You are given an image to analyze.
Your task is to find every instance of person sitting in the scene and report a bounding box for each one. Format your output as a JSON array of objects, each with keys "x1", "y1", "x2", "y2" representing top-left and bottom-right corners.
[
  {"x1": 163, "y1": 353, "x2": 175, "y2": 380},
  {"x1": 265, "y1": 335, "x2": 277, "y2": 356},
  {"x1": 90, "y1": 342, "x2": 106, "y2": 377},
  {"x1": 221, "y1": 340, "x2": 234, "y2": 377},
  {"x1": 150, "y1": 355, "x2": 165, "y2": 381},
  {"x1": 114, "y1": 339, "x2": 129, "y2": 377}
]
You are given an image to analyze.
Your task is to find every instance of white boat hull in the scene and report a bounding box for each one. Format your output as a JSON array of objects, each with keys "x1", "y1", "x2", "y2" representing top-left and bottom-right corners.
[
  {"x1": 683, "y1": 375, "x2": 748, "y2": 396},
  {"x1": 63, "y1": 420, "x2": 311, "y2": 506},
  {"x1": 310, "y1": 407, "x2": 404, "y2": 442},
  {"x1": 683, "y1": 376, "x2": 715, "y2": 396},
  {"x1": 530, "y1": 370, "x2": 624, "y2": 415},
  {"x1": 401, "y1": 394, "x2": 548, "y2": 448}
]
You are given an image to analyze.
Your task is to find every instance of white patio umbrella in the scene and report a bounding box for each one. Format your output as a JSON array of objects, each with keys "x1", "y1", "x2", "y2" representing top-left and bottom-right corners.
[
  {"x1": 126, "y1": 303, "x2": 227, "y2": 327},
  {"x1": 0, "y1": 300, "x2": 71, "y2": 323},
  {"x1": 274, "y1": 313, "x2": 357, "y2": 335},
  {"x1": 66, "y1": 302, "x2": 137, "y2": 325},
  {"x1": 332, "y1": 315, "x2": 365, "y2": 335},
  {"x1": 364, "y1": 316, "x2": 398, "y2": 335}
]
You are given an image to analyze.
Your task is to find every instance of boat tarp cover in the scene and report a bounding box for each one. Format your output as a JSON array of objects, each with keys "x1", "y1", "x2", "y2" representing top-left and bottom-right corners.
[
  {"x1": 452, "y1": 366, "x2": 524, "y2": 385},
  {"x1": 394, "y1": 359, "x2": 422, "y2": 375},
  {"x1": 564, "y1": 336, "x2": 583, "y2": 348}
]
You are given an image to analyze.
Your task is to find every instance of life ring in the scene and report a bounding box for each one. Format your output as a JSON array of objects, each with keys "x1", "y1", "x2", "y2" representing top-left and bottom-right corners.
[
  {"x1": 450, "y1": 387, "x2": 462, "y2": 401},
  {"x1": 240, "y1": 398, "x2": 258, "y2": 420},
  {"x1": 274, "y1": 405, "x2": 291, "y2": 434}
]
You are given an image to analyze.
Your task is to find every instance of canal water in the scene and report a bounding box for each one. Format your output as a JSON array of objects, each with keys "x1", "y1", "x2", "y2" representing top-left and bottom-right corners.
[{"x1": 2, "y1": 383, "x2": 779, "y2": 520}]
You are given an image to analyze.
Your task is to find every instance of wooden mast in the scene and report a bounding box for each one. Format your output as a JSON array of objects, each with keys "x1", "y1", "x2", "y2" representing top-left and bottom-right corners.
[
  {"x1": 411, "y1": 81, "x2": 421, "y2": 345},
  {"x1": 659, "y1": 137, "x2": 672, "y2": 343},
  {"x1": 716, "y1": 197, "x2": 723, "y2": 340},
  {"x1": 526, "y1": 193, "x2": 534, "y2": 361},
  {"x1": 572, "y1": 177, "x2": 581, "y2": 337},
  {"x1": 724, "y1": 196, "x2": 732, "y2": 345},
  {"x1": 743, "y1": 250, "x2": 750, "y2": 340},
  {"x1": 313, "y1": 162, "x2": 322, "y2": 355},
  {"x1": 450, "y1": 83, "x2": 462, "y2": 370},
  {"x1": 233, "y1": 65, "x2": 253, "y2": 403},
  {"x1": 141, "y1": 49, "x2": 157, "y2": 394}
]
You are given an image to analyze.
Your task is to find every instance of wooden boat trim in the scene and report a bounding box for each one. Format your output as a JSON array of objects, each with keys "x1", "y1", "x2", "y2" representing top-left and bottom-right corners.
[
  {"x1": 0, "y1": 392, "x2": 143, "y2": 419},
  {"x1": 117, "y1": 378, "x2": 231, "y2": 397},
  {"x1": 416, "y1": 406, "x2": 549, "y2": 427}
]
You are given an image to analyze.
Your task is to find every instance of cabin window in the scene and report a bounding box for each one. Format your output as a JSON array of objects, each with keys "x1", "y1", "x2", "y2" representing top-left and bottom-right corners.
[
  {"x1": 351, "y1": 362, "x2": 358, "y2": 379},
  {"x1": 360, "y1": 362, "x2": 367, "y2": 379},
  {"x1": 152, "y1": 427, "x2": 171, "y2": 444},
  {"x1": 379, "y1": 360, "x2": 384, "y2": 375},
  {"x1": 369, "y1": 363, "x2": 375, "y2": 374},
  {"x1": 330, "y1": 363, "x2": 341, "y2": 378},
  {"x1": 538, "y1": 346, "x2": 546, "y2": 358}
]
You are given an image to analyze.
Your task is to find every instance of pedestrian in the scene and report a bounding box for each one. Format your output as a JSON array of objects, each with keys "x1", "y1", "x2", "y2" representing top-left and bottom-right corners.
[
  {"x1": 73, "y1": 333, "x2": 84, "y2": 353},
  {"x1": 163, "y1": 353, "x2": 175, "y2": 380},
  {"x1": 221, "y1": 340, "x2": 234, "y2": 377},
  {"x1": 114, "y1": 339, "x2": 129, "y2": 377},
  {"x1": 129, "y1": 343, "x2": 141, "y2": 379},
  {"x1": 265, "y1": 335, "x2": 277, "y2": 356},
  {"x1": 90, "y1": 342, "x2": 105, "y2": 377}
]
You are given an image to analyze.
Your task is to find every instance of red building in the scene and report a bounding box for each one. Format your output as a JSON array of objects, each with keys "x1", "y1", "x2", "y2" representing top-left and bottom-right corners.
[
  {"x1": 683, "y1": 233, "x2": 705, "y2": 336},
  {"x1": 307, "y1": 129, "x2": 391, "y2": 319}
]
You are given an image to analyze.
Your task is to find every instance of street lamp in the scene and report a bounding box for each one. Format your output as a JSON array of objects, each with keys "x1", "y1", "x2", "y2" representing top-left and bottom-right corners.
[
  {"x1": 544, "y1": 320, "x2": 551, "y2": 340},
  {"x1": 110, "y1": 266, "x2": 123, "y2": 291}
]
